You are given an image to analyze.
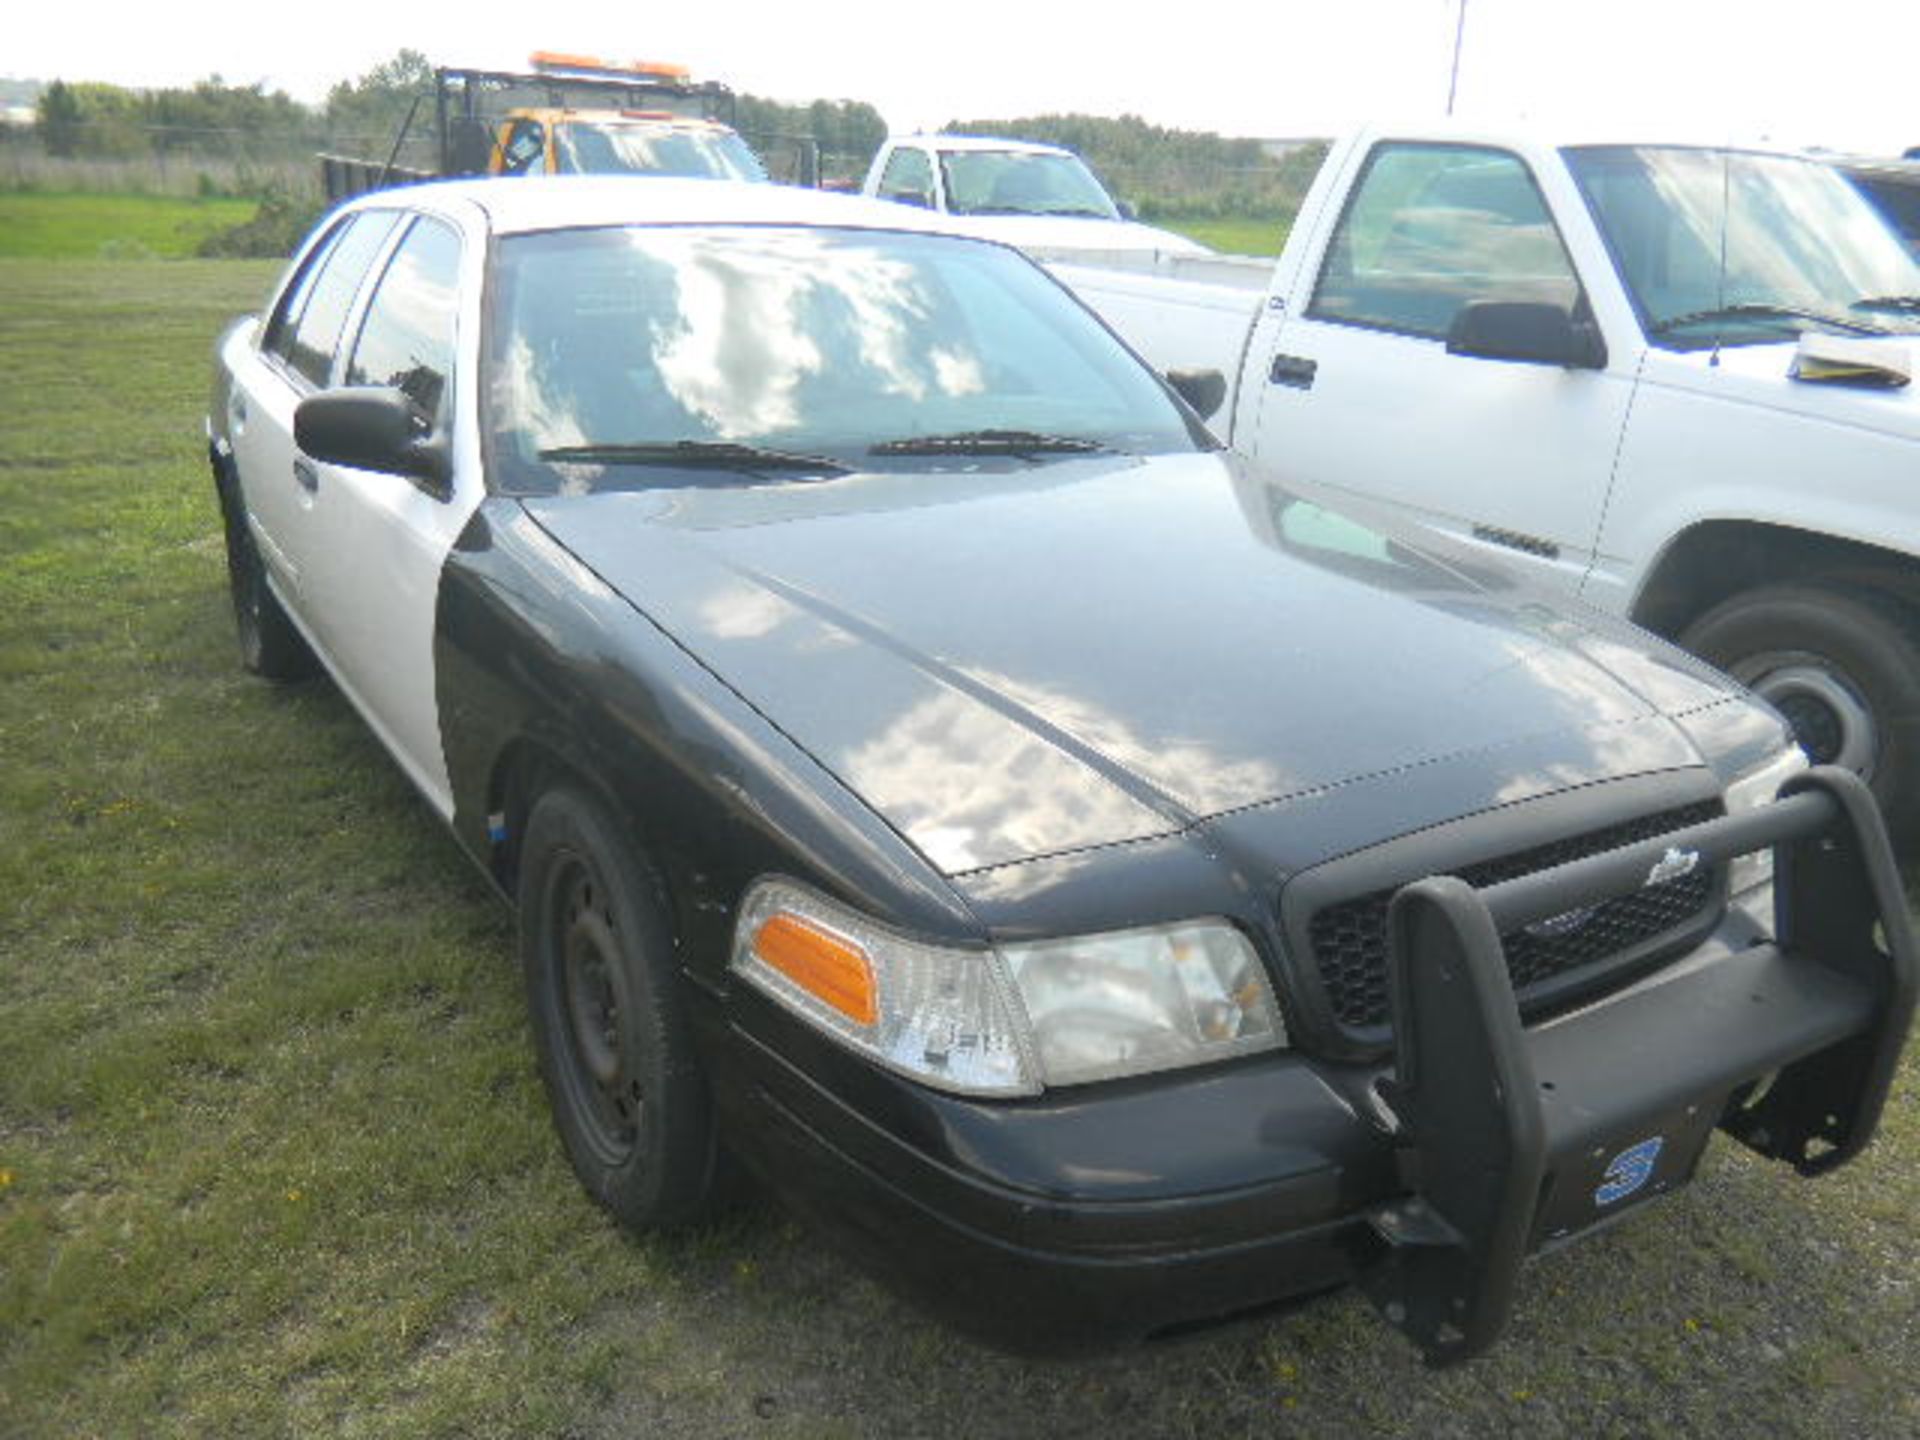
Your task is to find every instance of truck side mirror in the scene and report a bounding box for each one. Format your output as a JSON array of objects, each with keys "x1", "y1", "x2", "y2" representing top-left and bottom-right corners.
[
  {"x1": 1166, "y1": 367, "x2": 1227, "y2": 420},
  {"x1": 296, "y1": 387, "x2": 450, "y2": 490},
  {"x1": 1446, "y1": 301, "x2": 1607, "y2": 370}
]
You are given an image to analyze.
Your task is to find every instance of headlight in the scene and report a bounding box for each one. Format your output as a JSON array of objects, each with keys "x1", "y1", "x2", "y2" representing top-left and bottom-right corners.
[
  {"x1": 1001, "y1": 923, "x2": 1285, "y2": 1086},
  {"x1": 731, "y1": 879, "x2": 1287, "y2": 1097},
  {"x1": 733, "y1": 879, "x2": 1040, "y2": 1097},
  {"x1": 1724, "y1": 743, "x2": 1809, "y2": 900}
]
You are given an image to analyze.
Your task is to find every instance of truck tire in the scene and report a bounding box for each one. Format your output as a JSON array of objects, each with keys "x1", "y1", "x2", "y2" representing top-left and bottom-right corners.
[
  {"x1": 1679, "y1": 584, "x2": 1920, "y2": 840},
  {"x1": 517, "y1": 785, "x2": 727, "y2": 1230}
]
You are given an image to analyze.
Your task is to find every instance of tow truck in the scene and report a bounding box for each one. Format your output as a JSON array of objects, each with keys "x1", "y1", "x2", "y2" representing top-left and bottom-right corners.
[{"x1": 319, "y1": 52, "x2": 816, "y2": 201}]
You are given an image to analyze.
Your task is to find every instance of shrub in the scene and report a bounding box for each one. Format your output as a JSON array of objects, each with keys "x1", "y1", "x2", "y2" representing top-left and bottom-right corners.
[{"x1": 197, "y1": 185, "x2": 325, "y2": 258}]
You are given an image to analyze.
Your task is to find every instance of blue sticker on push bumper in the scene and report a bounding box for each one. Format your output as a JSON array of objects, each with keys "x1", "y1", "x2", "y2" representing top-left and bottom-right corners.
[{"x1": 1595, "y1": 1136, "x2": 1664, "y2": 1206}]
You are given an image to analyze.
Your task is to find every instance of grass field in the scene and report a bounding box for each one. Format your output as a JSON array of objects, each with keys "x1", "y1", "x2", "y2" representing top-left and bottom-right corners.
[
  {"x1": 0, "y1": 193, "x2": 258, "y2": 259},
  {"x1": 2, "y1": 241, "x2": 1919, "y2": 1438},
  {"x1": 1163, "y1": 216, "x2": 1291, "y2": 256}
]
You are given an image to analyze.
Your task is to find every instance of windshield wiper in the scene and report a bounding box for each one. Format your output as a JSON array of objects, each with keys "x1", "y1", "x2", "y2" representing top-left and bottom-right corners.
[
  {"x1": 1648, "y1": 301, "x2": 1888, "y2": 338},
  {"x1": 1852, "y1": 294, "x2": 1920, "y2": 315},
  {"x1": 536, "y1": 440, "x2": 850, "y2": 474},
  {"x1": 868, "y1": 429, "x2": 1109, "y2": 457}
]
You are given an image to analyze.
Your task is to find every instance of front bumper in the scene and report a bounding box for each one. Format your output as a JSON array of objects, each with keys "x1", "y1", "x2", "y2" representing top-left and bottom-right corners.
[{"x1": 706, "y1": 768, "x2": 1915, "y2": 1360}]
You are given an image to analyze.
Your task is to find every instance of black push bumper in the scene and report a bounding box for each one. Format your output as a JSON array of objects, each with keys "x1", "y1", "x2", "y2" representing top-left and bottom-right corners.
[
  {"x1": 1364, "y1": 766, "x2": 1917, "y2": 1363},
  {"x1": 710, "y1": 768, "x2": 1914, "y2": 1359}
]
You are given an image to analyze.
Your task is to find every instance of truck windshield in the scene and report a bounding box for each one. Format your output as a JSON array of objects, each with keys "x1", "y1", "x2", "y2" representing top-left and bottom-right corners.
[
  {"x1": 1565, "y1": 145, "x2": 1920, "y2": 350},
  {"x1": 554, "y1": 123, "x2": 768, "y2": 182},
  {"x1": 939, "y1": 151, "x2": 1121, "y2": 219},
  {"x1": 485, "y1": 226, "x2": 1205, "y2": 494}
]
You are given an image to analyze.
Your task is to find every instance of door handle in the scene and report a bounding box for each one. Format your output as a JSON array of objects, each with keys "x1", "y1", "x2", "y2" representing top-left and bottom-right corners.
[
  {"x1": 1270, "y1": 354, "x2": 1318, "y2": 390},
  {"x1": 293, "y1": 457, "x2": 319, "y2": 494}
]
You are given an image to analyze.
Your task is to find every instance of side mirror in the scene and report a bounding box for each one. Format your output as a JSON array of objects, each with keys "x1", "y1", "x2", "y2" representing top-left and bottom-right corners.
[
  {"x1": 1116, "y1": 199, "x2": 1138, "y2": 221},
  {"x1": 1446, "y1": 301, "x2": 1607, "y2": 370},
  {"x1": 1166, "y1": 367, "x2": 1227, "y2": 420},
  {"x1": 295, "y1": 387, "x2": 449, "y2": 490}
]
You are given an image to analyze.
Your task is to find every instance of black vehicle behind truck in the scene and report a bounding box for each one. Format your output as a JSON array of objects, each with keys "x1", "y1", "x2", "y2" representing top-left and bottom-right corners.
[{"x1": 319, "y1": 52, "x2": 819, "y2": 202}]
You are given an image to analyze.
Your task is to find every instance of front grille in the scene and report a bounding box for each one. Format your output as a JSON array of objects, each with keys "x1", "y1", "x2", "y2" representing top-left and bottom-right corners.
[{"x1": 1306, "y1": 800, "x2": 1723, "y2": 1031}]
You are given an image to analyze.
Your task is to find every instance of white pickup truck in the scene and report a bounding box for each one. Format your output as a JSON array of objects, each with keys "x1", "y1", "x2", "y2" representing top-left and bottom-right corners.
[
  {"x1": 863, "y1": 134, "x2": 1204, "y2": 254},
  {"x1": 1059, "y1": 125, "x2": 1920, "y2": 839}
]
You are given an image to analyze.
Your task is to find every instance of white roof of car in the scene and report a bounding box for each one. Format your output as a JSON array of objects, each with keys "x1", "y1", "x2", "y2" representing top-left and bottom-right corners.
[
  {"x1": 360, "y1": 175, "x2": 973, "y2": 238},
  {"x1": 894, "y1": 134, "x2": 1074, "y2": 158}
]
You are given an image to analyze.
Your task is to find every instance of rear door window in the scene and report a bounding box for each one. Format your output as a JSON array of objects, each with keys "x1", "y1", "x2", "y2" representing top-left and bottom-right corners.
[{"x1": 268, "y1": 210, "x2": 400, "y2": 388}]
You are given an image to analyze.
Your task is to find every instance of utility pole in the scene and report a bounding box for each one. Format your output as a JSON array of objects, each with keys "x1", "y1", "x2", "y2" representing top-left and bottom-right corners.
[{"x1": 1446, "y1": 0, "x2": 1468, "y2": 116}]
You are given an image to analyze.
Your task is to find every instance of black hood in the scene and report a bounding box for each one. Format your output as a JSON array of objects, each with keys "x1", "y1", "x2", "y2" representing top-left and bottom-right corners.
[{"x1": 523, "y1": 453, "x2": 1743, "y2": 874}]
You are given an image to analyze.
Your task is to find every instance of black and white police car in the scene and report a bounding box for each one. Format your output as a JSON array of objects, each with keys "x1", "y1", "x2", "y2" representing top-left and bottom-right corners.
[{"x1": 207, "y1": 177, "x2": 1915, "y2": 1360}]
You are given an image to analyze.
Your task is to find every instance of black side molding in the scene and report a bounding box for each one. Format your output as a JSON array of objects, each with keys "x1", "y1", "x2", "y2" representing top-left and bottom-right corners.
[{"x1": 1361, "y1": 766, "x2": 1918, "y2": 1365}]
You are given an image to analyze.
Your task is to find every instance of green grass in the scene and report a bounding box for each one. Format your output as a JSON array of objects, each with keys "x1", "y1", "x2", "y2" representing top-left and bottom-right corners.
[
  {"x1": 1162, "y1": 216, "x2": 1291, "y2": 256},
  {"x1": 2, "y1": 244, "x2": 1919, "y2": 1440},
  {"x1": 0, "y1": 193, "x2": 258, "y2": 259}
]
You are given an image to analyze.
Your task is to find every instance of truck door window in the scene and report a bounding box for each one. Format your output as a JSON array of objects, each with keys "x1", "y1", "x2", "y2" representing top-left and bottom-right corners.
[
  {"x1": 877, "y1": 148, "x2": 935, "y2": 208},
  {"x1": 271, "y1": 211, "x2": 401, "y2": 389},
  {"x1": 500, "y1": 120, "x2": 547, "y2": 175},
  {"x1": 346, "y1": 218, "x2": 461, "y2": 432},
  {"x1": 1310, "y1": 144, "x2": 1580, "y2": 340}
]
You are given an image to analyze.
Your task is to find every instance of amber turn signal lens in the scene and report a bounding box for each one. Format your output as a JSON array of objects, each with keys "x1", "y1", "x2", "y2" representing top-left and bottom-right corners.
[{"x1": 752, "y1": 913, "x2": 878, "y2": 1027}]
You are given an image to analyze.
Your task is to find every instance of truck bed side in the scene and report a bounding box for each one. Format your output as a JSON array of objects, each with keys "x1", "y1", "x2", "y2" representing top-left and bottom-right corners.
[{"x1": 1046, "y1": 252, "x2": 1268, "y2": 434}]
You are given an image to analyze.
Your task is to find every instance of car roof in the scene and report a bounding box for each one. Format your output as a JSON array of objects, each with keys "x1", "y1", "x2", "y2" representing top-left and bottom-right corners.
[
  {"x1": 352, "y1": 176, "x2": 975, "y2": 238},
  {"x1": 894, "y1": 134, "x2": 1074, "y2": 158}
]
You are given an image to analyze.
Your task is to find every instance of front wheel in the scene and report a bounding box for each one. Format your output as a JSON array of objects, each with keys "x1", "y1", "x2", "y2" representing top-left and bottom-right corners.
[
  {"x1": 1680, "y1": 583, "x2": 1920, "y2": 840},
  {"x1": 518, "y1": 786, "x2": 725, "y2": 1230}
]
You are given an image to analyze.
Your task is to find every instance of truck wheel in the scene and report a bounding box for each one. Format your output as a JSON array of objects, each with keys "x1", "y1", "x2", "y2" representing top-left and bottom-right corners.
[
  {"x1": 1680, "y1": 584, "x2": 1920, "y2": 838},
  {"x1": 221, "y1": 498, "x2": 317, "y2": 681},
  {"x1": 518, "y1": 786, "x2": 724, "y2": 1230}
]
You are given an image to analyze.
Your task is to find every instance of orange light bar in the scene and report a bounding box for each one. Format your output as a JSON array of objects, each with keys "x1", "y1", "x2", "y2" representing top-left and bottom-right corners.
[
  {"x1": 529, "y1": 51, "x2": 692, "y2": 82},
  {"x1": 753, "y1": 913, "x2": 877, "y2": 1026},
  {"x1": 531, "y1": 50, "x2": 610, "y2": 71}
]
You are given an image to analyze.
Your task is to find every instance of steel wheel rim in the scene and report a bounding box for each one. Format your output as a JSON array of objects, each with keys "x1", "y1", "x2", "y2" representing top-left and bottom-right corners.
[
  {"x1": 1735, "y1": 655, "x2": 1878, "y2": 775},
  {"x1": 551, "y1": 851, "x2": 644, "y2": 1164}
]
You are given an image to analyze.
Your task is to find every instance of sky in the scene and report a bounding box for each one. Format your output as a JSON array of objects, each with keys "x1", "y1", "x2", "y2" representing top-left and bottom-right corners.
[{"x1": 8, "y1": 0, "x2": 1917, "y2": 155}]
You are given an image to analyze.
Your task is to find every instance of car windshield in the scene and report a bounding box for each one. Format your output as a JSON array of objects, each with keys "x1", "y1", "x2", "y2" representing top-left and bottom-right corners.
[
  {"x1": 1565, "y1": 145, "x2": 1920, "y2": 349},
  {"x1": 485, "y1": 225, "x2": 1205, "y2": 494},
  {"x1": 554, "y1": 123, "x2": 768, "y2": 182},
  {"x1": 939, "y1": 151, "x2": 1121, "y2": 219}
]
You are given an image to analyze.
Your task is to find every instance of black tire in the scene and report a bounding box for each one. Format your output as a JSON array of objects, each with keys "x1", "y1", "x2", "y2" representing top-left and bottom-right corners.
[
  {"x1": 220, "y1": 492, "x2": 317, "y2": 682},
  {"x1": 1679, "y1": 583, "x2": 1920, "y2": 840},
  {"x1": 518, "y1": 786, "x2": 724, "y2": 1230}
]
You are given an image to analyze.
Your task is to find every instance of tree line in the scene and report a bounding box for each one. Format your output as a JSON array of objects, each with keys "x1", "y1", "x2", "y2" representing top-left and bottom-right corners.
[
  {"x1": 30, "y1": 50, "x2": 1316, "y2": 217},
  {"x1": 31, "y1": 52, "x2": 888, "y2": 177},
  {"x1": 942, "y1": 112, "x2": 1325, "y2": 221}
]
